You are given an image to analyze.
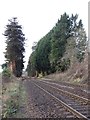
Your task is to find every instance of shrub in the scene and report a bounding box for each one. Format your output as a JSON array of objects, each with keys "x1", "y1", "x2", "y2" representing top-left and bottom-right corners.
[
  {"x1": 2, "y1": 68, "x2": 11, "y2": 82},
  {"x1": 56, "y1": 58, "x2": 70, "y2": 72}
]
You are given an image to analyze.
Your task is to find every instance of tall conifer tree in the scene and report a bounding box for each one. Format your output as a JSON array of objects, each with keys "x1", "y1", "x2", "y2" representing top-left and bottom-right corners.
[{"x1": 4, "y1": 17, "x2": 25, "y2": 77}]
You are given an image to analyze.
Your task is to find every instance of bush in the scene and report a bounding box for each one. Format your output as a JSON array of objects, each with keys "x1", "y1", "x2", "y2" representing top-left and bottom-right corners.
[
  {"x1": 2, "y1": 68, "x2": 11, "y2": 82},
  {"x1": 56, "y1": 58, "x2": 70, "y2": 72}
]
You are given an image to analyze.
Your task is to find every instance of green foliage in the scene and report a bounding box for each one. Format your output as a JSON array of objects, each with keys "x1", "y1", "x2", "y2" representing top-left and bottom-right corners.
[
  {"x1": 1, "y1": 63, "x2": 7, "y2": 70},
  {"x1": 4, "y1": 17, "x2": 25, "y2": 77},
  {"x1": 56, "y1": 58, "x2": 70, "y2": 72},
  {"x1": 50, "y1": 13, "x2": 71, "y2": 71},
  {"x1": 76, "y1": 52, "x2": 85, "y2": 62},
  {"x1": 2, "y1": 82, "x2": 20, "y2": 118},
  {"x1": 2, "y1": 68, "x2": 11, "y2": 78},
  {"x1": 4, "y1": 98, "x2": 19, "y2": 117},
  {"x1": 27, "y1": 51, "x2": 36, "y2": 77},
  {"x1": 27, "y1": 12, "x2": 87, "y2": 76},
  {"x1": 35, "y1": 33, "x2": 52, "y2": 75}
]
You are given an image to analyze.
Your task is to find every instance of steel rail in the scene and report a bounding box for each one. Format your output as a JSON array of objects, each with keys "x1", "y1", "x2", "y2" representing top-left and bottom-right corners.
[
  {"x1": 41, "y1": 78, "x2": 88, "y2": 89},
  {"x1": 32, "y1": 81, "x2": 88, "y2": 119},
  {"x1": 38, "y1": 80, "x2": 89, "y2": 104}
]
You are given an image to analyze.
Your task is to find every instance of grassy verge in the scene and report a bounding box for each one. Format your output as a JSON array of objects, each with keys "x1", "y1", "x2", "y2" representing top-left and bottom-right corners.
[
  {"x1": 15, "y1": 82, "x2": 29, "y2": 118},
  {"x1": 2, "y1": 77, "x2": 21, "y2": 118}
]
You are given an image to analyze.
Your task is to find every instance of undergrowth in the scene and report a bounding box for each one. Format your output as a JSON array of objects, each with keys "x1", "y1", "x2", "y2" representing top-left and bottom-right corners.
[{"x1": 2, "y1": 79, "x2": 21, "y2": 118}]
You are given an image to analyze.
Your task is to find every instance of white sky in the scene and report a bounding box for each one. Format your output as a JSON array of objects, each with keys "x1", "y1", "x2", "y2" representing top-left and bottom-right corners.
[{"x1": 0, "y1": 0, "x2": 89, "y2": 72}]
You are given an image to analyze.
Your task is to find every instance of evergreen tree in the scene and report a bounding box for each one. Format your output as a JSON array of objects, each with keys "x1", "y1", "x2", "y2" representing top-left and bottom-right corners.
[
  {"x1": 50, "y1": 13, "x2": 71, "y2": 71},
  {"x1": 27, "y1": 52, "x2": 36, "y2": 77},
  {"x1": 4, "y1": 17, "x2": 25, "y2": 77},
  {"x1": 35, "y1": 32, "x2": 52, "y2": 75},
  {"x1": 27, "y1": 12, "x2": 87, "y2": 76}
]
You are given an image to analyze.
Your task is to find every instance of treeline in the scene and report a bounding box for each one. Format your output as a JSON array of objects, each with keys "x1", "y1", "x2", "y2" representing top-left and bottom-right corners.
[{"x1": 27, "y1": 12, "x2": 87, "y2": 77}]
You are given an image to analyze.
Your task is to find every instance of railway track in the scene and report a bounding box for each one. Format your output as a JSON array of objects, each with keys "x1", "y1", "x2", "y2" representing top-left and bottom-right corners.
[
  {"x1": 41, "y1": 78, "x2": 89, "y2": 90},
  {"x1": 39, "y1": 78, "x2": 90, "y2": 99},
  {"x1": 31, "y1": 79, "x2": 89, "y2": 119},
  {"x1": 39, "y1": 80, "x2": 90, "y2": 103}
]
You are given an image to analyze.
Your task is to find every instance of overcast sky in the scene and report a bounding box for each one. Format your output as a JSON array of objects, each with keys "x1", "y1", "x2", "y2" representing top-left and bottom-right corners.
[{"x1": 0, "y1": 0, "x2": 89, "y2": 72}]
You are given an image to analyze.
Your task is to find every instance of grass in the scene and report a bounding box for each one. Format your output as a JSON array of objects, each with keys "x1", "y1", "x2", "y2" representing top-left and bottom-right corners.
[
  {"x1": 15, "y1": 82, "x2": 28, "y2": 118},
  {"x1": 2, "y1": 77, "x2": 21, "y2": 118}
]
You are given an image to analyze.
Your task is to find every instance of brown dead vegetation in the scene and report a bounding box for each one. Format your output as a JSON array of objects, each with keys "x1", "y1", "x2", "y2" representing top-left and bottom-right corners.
[{"x1": 45, "y1": 52, "x2": 88, "y2": 84}]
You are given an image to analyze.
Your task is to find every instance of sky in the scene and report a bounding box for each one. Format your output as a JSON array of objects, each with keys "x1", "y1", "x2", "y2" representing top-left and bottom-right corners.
[{"x1": 0, "y1": 0, "x2": 89, "y2": 72}]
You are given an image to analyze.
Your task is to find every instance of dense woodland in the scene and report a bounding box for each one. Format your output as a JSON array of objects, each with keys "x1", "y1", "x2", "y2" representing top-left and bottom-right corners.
[{"x1": 27, "y1": 12, "x2": 87, "y2": 77}]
